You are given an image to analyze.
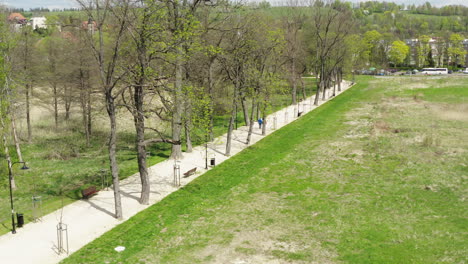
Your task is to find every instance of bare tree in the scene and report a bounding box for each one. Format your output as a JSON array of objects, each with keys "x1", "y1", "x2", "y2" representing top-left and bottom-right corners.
[
  {"x1": 308, "y1": 1, "x2": 353, "y2": 105},
  {"x1": 163, "y1": 0, "x2": 208, "y2": 159},
  {"x1": 120, "y1": 0, "x2": 169, "y2": 205},
  {"x1": 282, "y1": 0, "x2": 307, "y2": 105},
  {"x1": 13, "y1": 26, "x2": 36, "y2": 142},
  {"x1": 76, "y1": 28, "x2": 95, "y2": 146},
  {"x1": 1, "y1": 66, "x2": 17, "y2": 190},
  {"x1": 75, "y1": 0, "x2": 132, "y2": 219},
  {"x1": 221, "y1": 14, "x2": 253, "y2": 155}
]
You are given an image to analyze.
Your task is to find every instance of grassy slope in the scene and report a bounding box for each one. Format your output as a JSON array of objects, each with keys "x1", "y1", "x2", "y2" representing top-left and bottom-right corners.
[{"x1": 62, "y1": 76, "x2": 467, "y2": 263}]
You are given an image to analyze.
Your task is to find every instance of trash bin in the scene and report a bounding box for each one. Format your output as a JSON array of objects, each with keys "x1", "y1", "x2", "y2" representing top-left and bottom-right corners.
[
  {"x1": 16, "y1": 213, "x2": 24, "y2": 228},
  {"x1": 210, "y1": 158, "x2": 215, "y2": 167}
]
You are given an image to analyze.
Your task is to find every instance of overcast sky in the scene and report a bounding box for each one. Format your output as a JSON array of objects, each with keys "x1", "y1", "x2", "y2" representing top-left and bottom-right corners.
[
  {"x1": 2, "y1": 0, "x2": 466, "y2": 10},
  {"x1": 2, "y1": 0, "x2": 79, "y2": 10}
]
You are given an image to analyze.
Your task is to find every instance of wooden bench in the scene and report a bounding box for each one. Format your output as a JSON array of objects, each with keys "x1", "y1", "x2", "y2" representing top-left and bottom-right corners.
[
  {"x1": 183, "y1": 167, "x2": 197, "y2": 178},
  {"x1": 82, "y1": 186, "x2": 98, "y2": 199}
]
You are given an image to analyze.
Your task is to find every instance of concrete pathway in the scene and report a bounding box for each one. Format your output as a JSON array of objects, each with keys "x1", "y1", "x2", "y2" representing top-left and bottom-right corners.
[{"x1": 0, "y1": 82, "x2": 351, "y2": 264}]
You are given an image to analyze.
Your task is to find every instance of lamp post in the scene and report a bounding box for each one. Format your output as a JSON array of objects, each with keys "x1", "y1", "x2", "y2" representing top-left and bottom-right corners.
[{"x1": 8, "y1": 161, "x2": 29, "y2": 234}]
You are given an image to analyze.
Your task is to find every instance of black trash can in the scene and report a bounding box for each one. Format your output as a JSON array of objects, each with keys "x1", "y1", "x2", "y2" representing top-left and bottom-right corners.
[
  {"x1": 16, "y1": 213, "x2": 24, "y2": 228},
  {"x1": 210, "y1": 158, "x2": 215, "y2": 167}
]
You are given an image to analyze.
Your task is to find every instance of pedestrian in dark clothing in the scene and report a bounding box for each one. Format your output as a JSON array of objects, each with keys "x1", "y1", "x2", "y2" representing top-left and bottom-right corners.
[{"x1": 258, "y1": 118, "x2": 263, "y2": 129}]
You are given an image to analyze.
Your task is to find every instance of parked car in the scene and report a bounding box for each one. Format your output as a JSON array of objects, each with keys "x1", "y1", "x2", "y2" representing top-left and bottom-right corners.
[{"x1": 463, "y1": 68, "x2": 468, "y2": 74}]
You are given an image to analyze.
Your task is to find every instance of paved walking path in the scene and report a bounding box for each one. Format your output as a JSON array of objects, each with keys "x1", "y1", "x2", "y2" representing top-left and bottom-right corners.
[{"x1": 0, "y1": 82, "x2": 351, "y2": 264}]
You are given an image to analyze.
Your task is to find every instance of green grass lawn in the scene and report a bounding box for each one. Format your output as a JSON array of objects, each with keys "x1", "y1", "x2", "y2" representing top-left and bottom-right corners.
[{"x1": 61, "y1": 76, "x2": 467, "y2": 263}]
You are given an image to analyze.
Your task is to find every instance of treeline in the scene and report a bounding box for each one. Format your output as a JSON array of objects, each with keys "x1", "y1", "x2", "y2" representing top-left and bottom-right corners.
[
  {"x1": 345, "y1": 1, "x2": 468, "y2": 69},
  {"x1": 7, "y1": 8, "x2": 81, "y2": 13},
  {"x1": 1, "y1": 0, "x2": 353, "y2": 218},
  {"x1": 406, "y1": 3, "x2": 468, "y2": 16},
  {"x1": 356, "y1": 1, "x2": 468, "y2": 16}
]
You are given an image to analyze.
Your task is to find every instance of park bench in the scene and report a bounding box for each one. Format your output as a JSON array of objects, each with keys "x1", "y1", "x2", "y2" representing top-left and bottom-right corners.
[
  {"x1": 183, "y1": 167, "x2": 197, "y2": 178},
  {"x1": 81, "y1": 186, "x2": 98, "y2": 199}
]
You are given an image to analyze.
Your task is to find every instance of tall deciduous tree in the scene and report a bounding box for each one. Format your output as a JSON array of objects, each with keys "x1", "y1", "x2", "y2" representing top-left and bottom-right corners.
[
  {"x1": 1, "y1": 19, "x2": 17, "y2": 189},
  {"x1": 163, "y1": 0, "x2": 205, "y2": 160},
  {"x1": 363, "y1": 30, "x2": 383, "y2": 66},
  {"x1": 448, "y1": 33, "x2": 466, "y2": 67},
  {"x1": 13, "y1": 26, "x2": 36, "y2": 143},
  {"x1": 388, "y1": 40, "x2": 409, "y2": 66},
  {"x1": 417, "y1": 35, "x2": 431, "y2": 67},
  {"x1": 121, "y1": 0, "x2": 169, "y2": 205},
  {"x1": 282, "y1": 0, "x2": 306, "y2": 105},
  {"x1": 308, "y1": 1, "x2": 353, "y2": 105},
  {"x1": 76, "y1": 0, "x2": 132, "y2": 219}
]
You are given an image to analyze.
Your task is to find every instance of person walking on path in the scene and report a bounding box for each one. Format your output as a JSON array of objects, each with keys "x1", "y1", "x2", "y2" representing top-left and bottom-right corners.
[{"x1": 258, "y1": 118, "x2": 263, "y2": 129}]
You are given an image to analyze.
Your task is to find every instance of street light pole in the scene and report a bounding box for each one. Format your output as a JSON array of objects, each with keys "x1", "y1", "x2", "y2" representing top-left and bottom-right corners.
[
  {"x1": 7, "y1": 161, "x2": 29, "y2": 234},
  {"x1": 8, "y1": 165, "x2": 15, "y2": 234}
]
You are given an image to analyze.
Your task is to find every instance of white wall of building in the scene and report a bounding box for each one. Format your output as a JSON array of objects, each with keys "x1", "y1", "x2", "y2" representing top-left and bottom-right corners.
[{"x1": 30, "y1": 17, "x2": 47, "y2": 29}]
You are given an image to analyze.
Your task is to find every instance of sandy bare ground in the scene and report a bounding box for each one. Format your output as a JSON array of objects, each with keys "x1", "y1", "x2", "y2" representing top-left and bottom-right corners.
[{"x1": 0, "y1": 82, "x2": 351, "y2": 264}]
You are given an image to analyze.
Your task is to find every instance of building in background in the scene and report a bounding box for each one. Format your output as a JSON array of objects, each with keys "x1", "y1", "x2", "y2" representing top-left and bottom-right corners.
[
  {"x1": 30, "y1": 17, "x2": 47, "y2": 29},
  {"x1": 406, "y1": 37, "x2": 468, "y2": 68},
  {"x1": 464, "y1": 39, "x2": 468, "y2": 66}
]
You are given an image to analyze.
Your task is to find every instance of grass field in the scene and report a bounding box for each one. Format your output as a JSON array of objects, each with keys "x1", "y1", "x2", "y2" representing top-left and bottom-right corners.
[
  {"x1": 0, "y1": 78, "x2": 317, "y2": 235},
  {"x1": 61, "y1": 75, "x2": 467, "y2": 263}
]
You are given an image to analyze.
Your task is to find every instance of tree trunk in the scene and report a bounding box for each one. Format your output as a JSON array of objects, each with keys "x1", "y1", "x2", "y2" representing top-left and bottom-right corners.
[
  {"x1": 133, "y1": 85, "x2": 149, "y2": 205},
  {"x1": 208, "y1": 60, "x2": 215, "y2": 141},
  {"x1": 184, "y1": 118, "x2": 193, "y2": 153},
  {"x1": 53, "y1": 83, "x2": 58, "y2": 129},
  {"x1": 11, "y1": 117, "x2": 23, "y2": 163},
  {"x1": 322, "y1": 76, "x2": 328, "y2": 101},
  {"x1": 79, "y1": 69, "x2": 90, "y2": 146},
  {"x1": 170, "y1": 51, "x2": 183, "y2": 160},
  {"x1": 64, "y1": 85, "x2": 71, "y2": 121},
  {"x1": 331, "y1": 70, "x2": 337, "y2": 97},
  {"x1": 1, "y1": 118, "x2": 16, "y2": 190},
  {"x1": 26, "y1": 83, "x2": 31, "y2": 142},
  {"x1": 291, "y1": 57, "x2": 297, "y2": 105},
  {"x1": 246, "y1": 97, "x2": 256, "y2": 145},
  {"x1": 300, "y1": 77, "x2": 306, "y2": 100},
  {"x1": 314, "y1": 70, "x2": 321, "y2": 105},
  {"x1": 81, "y1": 97, "x2": 89, "y2": 146},
  {"x1": 338, "y1": 69, "x2": 342, "y2": 92},
  {"x1": 261, "y1": 103, "x2": 267, "y2": 136},
  {"x1": 87, "y1": 90, "x2": 92, "y2": 139},
  {"x1": 256, "y1": 102, "x2": 260, "y2": 120},
  {"x1": 333, "y1": 80, "x2": 336, "y2": 97},
  {"x1": 106, "y1": 93, "x2": 123, "y2": 219},
  {"x1": 239, "y1": 91, "x2": 250, "y2": 127},
  {"x1": 225, "y1": 86, "x2": 238, "y2": 156}
]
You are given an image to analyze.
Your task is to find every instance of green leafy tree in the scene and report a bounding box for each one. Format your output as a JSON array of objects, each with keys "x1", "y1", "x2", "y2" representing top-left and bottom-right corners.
[
  {"x1": 447, "y1": 33, "x2": 466, "y2": 67},
  {"x1": 388, "y1": 40, "x2": 409, "y2": 66},
  {"x1": 363, "y1": 30, "x2": 382, "y2": 66},
  {"x1": 347, "y1": 34, "x2": 367, "y2": 80},
  {"x1": 417, "y1": 35, "x2": 431, "y2": 67},
  {"x1": 187, "y1": 85, "x2": 212, "y2": 169}
]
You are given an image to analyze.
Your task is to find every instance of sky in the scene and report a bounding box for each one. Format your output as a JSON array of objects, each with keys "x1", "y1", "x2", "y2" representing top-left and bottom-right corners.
[
  {"x1": 1, "y1": 0, "x2": 466, "y2": 10},
  {"x1": 2, "y1": 0, "x2": 79, "y2": 10}
]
